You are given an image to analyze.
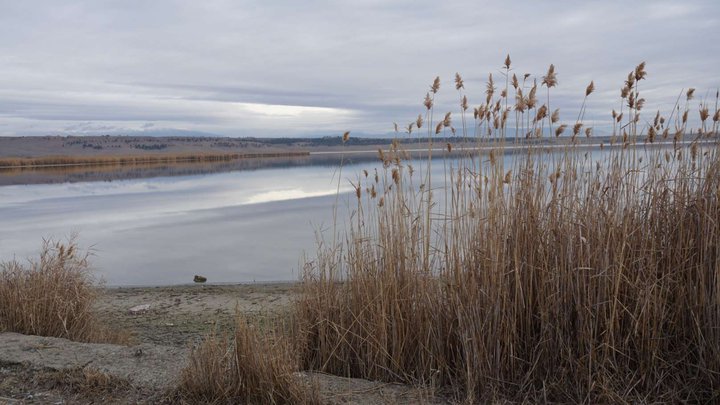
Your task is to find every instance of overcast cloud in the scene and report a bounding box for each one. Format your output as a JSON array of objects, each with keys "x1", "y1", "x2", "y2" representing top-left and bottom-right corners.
[{"x1": 0, "y1": 0, "x2": 718, "y2": 137}]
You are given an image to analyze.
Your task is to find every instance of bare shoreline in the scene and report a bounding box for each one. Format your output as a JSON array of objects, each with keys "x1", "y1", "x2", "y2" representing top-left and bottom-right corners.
[{"x1": 94, "y1": 282, "x2": 299, "y2": 347}]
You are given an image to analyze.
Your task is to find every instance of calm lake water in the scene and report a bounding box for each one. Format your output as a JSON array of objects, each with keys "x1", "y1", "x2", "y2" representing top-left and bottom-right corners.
[
  {"x1": 0, "y1": 156, "x2": 370, "y2": 286},
  {"x1": 0, "y1": 142, "x2": 705, "y2": 286}
]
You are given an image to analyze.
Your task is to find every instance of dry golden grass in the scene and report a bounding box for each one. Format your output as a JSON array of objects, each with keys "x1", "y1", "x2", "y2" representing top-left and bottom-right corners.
[
  {"x1": 0, "y1": 151, "x2": 309, "y2": 169},
  {"x1": 177, "y1": 315, "x2": 320, "y2": 404},
  {"x1": 295, "y1": 61, "x2": 720, "y2": 402},
  {"x1": 0, "y1": 239, "x2": 129, "y2": 344}
]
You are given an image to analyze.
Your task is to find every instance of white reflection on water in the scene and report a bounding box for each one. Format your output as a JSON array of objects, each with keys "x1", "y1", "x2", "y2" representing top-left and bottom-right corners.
[{"x1": 245, "y1": 188, "x2": 340, "y2": 205}]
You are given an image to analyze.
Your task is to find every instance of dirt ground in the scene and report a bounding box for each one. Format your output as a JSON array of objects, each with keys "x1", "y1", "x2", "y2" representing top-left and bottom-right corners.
[
  {"x1": 94, "y1": 283, "x2": 299, "y2": 348},
  {"x1": 0, "y1": 283, "x2": 451, "y2": 404}
]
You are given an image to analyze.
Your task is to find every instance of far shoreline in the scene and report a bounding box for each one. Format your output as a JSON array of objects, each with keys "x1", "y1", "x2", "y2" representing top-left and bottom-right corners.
[{"x1": 1, "y1": 133, "x2": 715, "y2": 170}]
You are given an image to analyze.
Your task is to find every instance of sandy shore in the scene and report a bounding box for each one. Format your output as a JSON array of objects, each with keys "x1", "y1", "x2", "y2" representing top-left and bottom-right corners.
[{"x1": 94, "y1": 283, "x2": 299, "y2": 347}]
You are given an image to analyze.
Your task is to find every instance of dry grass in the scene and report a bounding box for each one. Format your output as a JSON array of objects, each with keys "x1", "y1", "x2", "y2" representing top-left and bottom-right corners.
[
  {"x1": 0, "y1": 239, "x2": 129, "y2": 344},
  {"x1": 1, "y1": 364, "x2": 173, "y2": 404},
  {"x1": 0, "y1": 151, "x2": 309, "y2": 169},
  {"x1": 295, "y1": 61, "x2": 720, "y2": 402},
  {"x1": 176, "y1": 314, "x2": 321, "y2": 404},
  {"x1": 41, "y1": 367, "x2": 133, "y2": 395}
]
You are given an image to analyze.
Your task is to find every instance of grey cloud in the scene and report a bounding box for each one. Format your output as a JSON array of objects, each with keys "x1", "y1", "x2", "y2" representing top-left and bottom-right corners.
[{"x1": 0, "y1": 0, "x2": 717, "y2": 137}]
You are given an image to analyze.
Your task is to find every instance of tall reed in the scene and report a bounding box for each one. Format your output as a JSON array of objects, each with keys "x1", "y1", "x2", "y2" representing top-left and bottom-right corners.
[{"x1": 296, "y1": 61, "x2": 720, "y2": 402}]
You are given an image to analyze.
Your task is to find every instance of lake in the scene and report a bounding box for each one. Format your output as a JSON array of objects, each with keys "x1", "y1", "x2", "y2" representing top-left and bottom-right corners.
[{"x1": 0, "y1": 142, "x2": 704, "y2": 286}]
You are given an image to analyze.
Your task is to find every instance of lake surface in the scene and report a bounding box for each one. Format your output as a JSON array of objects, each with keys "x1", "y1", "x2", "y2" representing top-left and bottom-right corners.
[
  {"x1": 0, "y1": 156, "x2": 374, "y2": 285},
  {"x1": 0, "y1": 142, "x2": 707, "y2": 286}
]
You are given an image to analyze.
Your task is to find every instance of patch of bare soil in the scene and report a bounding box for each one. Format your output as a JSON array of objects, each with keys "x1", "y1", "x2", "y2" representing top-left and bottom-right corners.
[
  {"x1": 0, "y1": 361, "x2": 171, "y2": 404},
  {"x1": 94, "y1": 283, "x2": 298, "y2": 348},
  {"x1": 1, "y1": 283, "x2": 451, "y2": 404}
]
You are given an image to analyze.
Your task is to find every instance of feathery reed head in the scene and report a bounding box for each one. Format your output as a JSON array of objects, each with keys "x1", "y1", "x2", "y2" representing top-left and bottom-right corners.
[
  {"x1": 555, "y1": 124, "x2": 567, "y2": 137},
  {"x1": 636, "y1": 98, "x2": 646, "y2": 111},
  {"x1": 551, "y1": 108, "x2": 560, "y2": 123},
  {"x1": 573, "y1": 122, "x2": 583, "y2": 136},
  {"x1": 625, "y1": 72, "x2": 635, "y2": 89},
  {"x1": 486, "y1": 73, "x2": 495, "y2": 103},
  {"x1": 424, "y1": 93, "x2": 433, "y2": 110},
  {"x1": 527, "y1": 81, "x2": 538, "y2": 109},
  {"x1": 443, "y1": 112, "x2": 452, "y2": 127},
  {"x1": 699, "y1": 106, "x2": 709, "y2": 122},
  {"x1": 621, "y1": 86, "x2": 630, "y2": 99},
  {"x1": 431, "y1": 76, "x2": 440, "y2": 94},
  {"x1": 585, "y1": 81, "x2": 595, "y2": 96},
  {"x1": 535, "y1": 105, "x2": 548, "y2": 122},
  {"x1": 455, "y1": 73, "x2": 464, "y2": 90},
  {"x1": 634, "y1": 61, "x2": 647, "y2": 81},
  {"x1": 542, "y1": 64, "x2": 557, "y2": 88}
]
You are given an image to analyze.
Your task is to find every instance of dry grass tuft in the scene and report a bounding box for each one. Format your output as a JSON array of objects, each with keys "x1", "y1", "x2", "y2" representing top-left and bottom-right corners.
[
  {"x1": 177, "y1": 315, "x2": 320, "y2": 405},
  {"x1": 0, "y1": 239, "x2": 129, "y2": 344}
]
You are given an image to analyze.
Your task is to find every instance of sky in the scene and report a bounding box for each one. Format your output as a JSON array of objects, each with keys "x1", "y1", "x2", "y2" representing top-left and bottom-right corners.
[{"x1": 0, "y1": 0, "x2": 718, "y2": 138}]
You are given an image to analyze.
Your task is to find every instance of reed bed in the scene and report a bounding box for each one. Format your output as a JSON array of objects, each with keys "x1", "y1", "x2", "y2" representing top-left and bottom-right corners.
[
  {"x1": 296, "y1": 61, "x2": 720, "y2": 402},
  {"x1": 0, "y1": 239, "x2": 128, "y2": 344},
  {"x1": 0, "y1": 151, "x2": 310, "y2": 169}
]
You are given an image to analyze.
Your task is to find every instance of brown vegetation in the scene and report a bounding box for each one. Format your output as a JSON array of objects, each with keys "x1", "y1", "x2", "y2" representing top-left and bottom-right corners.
[
  {"x1": 0, "y1": 151, "x2": 310, "y2": 169},
  {"x1": 295, "y1": 61, "x2": 720, "y2": 402},
  {"x1": 176, "y1": 314, "x2": 320, "y2": 404},
  {"x1": 0, "y1": 239, "x2": 129, "y2": 344}
]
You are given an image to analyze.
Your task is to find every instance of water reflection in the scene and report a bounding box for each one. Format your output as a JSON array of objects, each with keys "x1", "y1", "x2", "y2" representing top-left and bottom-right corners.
[{"x1": 0, "y1": 154, "x2": 371, "y2": 186}]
